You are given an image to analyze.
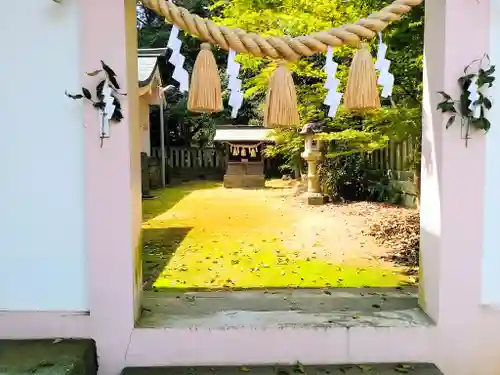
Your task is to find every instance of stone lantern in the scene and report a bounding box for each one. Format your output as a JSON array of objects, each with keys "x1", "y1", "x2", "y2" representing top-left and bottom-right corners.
[{"x1": 300, "y1": 121, "x2": 327, "y2": 205}]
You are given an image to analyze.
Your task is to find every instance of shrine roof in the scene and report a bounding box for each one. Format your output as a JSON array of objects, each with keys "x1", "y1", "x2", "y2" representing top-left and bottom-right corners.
[
  {"x1": 214, "y1": 126, "x2": 273, "y2": 142},
  {"x1": 138, "y1": 56, "x2": 160, "y2": 88}
]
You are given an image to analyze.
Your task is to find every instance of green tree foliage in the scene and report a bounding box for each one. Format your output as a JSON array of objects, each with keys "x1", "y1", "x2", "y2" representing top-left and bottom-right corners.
[
  {"x1": 210, "y1": 0, "x2": 423, "y2": 192},
  {"x1": 211, "y1": 0, "x2": 423, "y2": 107},
  {"x1": 138, "y1": 0, "x2": 234, "y2": 148},
  {"x1": 137, "y1": 0, "x2": 423, "y2": 200}
]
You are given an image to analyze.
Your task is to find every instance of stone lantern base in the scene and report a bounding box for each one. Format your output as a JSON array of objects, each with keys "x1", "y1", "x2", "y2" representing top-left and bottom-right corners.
[
  {"x1": 304, "y1": 192, "x2": 326, "y2": 206},
  {"x1": 300, "y1": 150, "x2": 326, "y2": 206}
]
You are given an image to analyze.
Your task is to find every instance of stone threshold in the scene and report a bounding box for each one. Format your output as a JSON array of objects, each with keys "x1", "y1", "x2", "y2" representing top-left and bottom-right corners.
[{"x1": 137, "y1": 287, "x2": 432, "y2": 329}]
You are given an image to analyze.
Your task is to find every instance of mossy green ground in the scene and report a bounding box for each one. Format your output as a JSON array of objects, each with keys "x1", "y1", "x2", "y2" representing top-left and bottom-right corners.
[
  {"x1": 0, "y1": 340, "x2": 96, "y2": 375},
  {"x1": 142, "y1": 181, "x2": 410, "y2": 290}
]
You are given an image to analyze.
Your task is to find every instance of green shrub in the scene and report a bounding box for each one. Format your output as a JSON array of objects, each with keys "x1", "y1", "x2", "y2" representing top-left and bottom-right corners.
[
  {"x1": 319, "y1": 152, "x2": 368, "y2": 201},
  {"x1": 318, "y1": 148, "x2": 404, "y2": 204}
]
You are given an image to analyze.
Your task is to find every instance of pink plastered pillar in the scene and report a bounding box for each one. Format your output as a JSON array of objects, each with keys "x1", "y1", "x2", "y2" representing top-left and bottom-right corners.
[
  {"x1": 421, "y1": 0, "x2": 500, "y2": 373},
  {"x1": 81, "y1": 0, "x2": 142, "y2": 374}
]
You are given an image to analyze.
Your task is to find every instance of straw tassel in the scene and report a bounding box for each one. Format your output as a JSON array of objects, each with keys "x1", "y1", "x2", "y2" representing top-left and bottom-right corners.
[
  {"x1": 188, "y1": 43, "x2": 223, "y2": 113},
  {"x1": 343, "y1": 43, "x2": 381, "y2": 111},
  {"x1": 263, "y1": 60, "x2": 300, "y2": 128}
]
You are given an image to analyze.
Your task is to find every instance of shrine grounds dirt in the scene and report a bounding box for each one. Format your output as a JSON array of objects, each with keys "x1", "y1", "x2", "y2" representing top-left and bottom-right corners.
[{"x1": 142, "y1": 180, "x2": 418, "y2": 291}]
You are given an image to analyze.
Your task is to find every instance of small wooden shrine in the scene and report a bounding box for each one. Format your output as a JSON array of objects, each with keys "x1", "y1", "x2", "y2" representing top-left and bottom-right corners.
[{"x1": 214, "y1": 125, "x2": 273, "y2": 188}]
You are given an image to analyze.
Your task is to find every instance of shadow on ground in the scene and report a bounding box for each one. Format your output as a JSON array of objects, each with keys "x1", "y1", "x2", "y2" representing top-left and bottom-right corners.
[
  {"x1": 142, "y1": 181, "x2": 221, "y2": 222},
  {"x1": 145, "y1": 283, "x2": 416, "y2": 293},
  {"x1": 142, "y1": 227, "x2": 193, "y2": 290},
  {"x1": 141, "y1": 180, "x2": 417, "y2": 291}
]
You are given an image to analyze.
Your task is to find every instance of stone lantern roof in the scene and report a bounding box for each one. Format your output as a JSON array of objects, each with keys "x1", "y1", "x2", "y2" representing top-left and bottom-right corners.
[{"x1": 299, "y1": 120, "x2": 328, "y2": 135}]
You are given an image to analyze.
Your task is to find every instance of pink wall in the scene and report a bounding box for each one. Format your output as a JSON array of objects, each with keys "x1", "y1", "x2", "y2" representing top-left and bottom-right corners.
[
  {"x1": 426, "y1": 0, "x2": 486, "y2": 317},
  {"x1": 421, "y1": 0, "x2": 488, "y2": 322},
  {"x1": 422, "y1": 0, "x2": 500, "y2": 373},
  {"x1": 81, "y1": 0, "x2": 142, "y2": 374}
]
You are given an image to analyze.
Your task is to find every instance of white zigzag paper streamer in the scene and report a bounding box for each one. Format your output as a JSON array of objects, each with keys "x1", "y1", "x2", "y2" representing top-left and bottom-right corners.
[
  {"x1": 468, "y1": 76, "x2": 481, "y2": 119},
  {"x1": 102, "y1": 79, "x2": 115, "y2": 122},
  {"x1": 99, "y1": 78, "x2": 115, "y2": 137},
  {"x1": 375, "y1": 33, "x2": 394, "y2": 98},
  {"x1": 323, "y1": 46, "x2": 342, "y2": 118},
  {"x1": 167, "y1": 25, "x2": 189, "y2": 93},
  {"x1": 227, "y1": 49, "x2": 244, "y2": 118}
]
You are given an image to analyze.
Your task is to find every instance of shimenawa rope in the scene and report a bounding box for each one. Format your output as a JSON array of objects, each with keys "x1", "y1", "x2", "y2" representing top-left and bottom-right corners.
[{"x1": 141, "y1": 0, "x2": 423, "y2": 61}]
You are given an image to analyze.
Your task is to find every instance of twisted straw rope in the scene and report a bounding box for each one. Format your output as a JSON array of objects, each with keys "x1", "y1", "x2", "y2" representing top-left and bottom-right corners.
[{"x1": 142, "y1": 0, "x2": 423, "y2": 61}]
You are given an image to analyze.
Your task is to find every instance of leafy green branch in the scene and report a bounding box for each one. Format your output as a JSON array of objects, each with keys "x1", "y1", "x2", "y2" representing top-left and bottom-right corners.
[
  {"x1": 437, "y1": 55, "x2": 495, "y2": 146},
  {"x1": 65, "y1": 61, "x2": 126, "y2": 123}
]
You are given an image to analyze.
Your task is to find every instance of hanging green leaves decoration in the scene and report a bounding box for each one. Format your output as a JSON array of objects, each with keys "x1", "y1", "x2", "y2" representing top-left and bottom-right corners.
[{"x1": 437, "y1": 54, "x2": 495, "y2": 147}]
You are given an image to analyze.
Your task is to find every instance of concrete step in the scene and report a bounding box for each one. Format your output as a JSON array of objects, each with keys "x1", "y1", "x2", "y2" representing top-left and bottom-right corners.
[
  {"x1": 122, "y1": 364, "x2": 443, "y2": 375},
  {"x1": 137, "y1": 287, "x2": 429, "y2": 329},
  {"x1": 125, "y1": 288, "x2": 435, "y2": 367},
  {"x1": 0, "y1": 339, "x2": 96, "y2": 375}
]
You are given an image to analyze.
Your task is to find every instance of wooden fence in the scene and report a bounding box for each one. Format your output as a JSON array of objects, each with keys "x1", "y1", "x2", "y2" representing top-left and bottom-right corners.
[
  {"x1": 364, "y1": 138, "x2": 419, "y2": 207},
  {"x1": 151, "y1": 146, "x2": 226, "y2": 179},
  {"x1": 149, "y1": 140, "x2": 417, "y2": 183},
  {"x1": 365, "y1": 138, "x2": 417, "y2": 176}
]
